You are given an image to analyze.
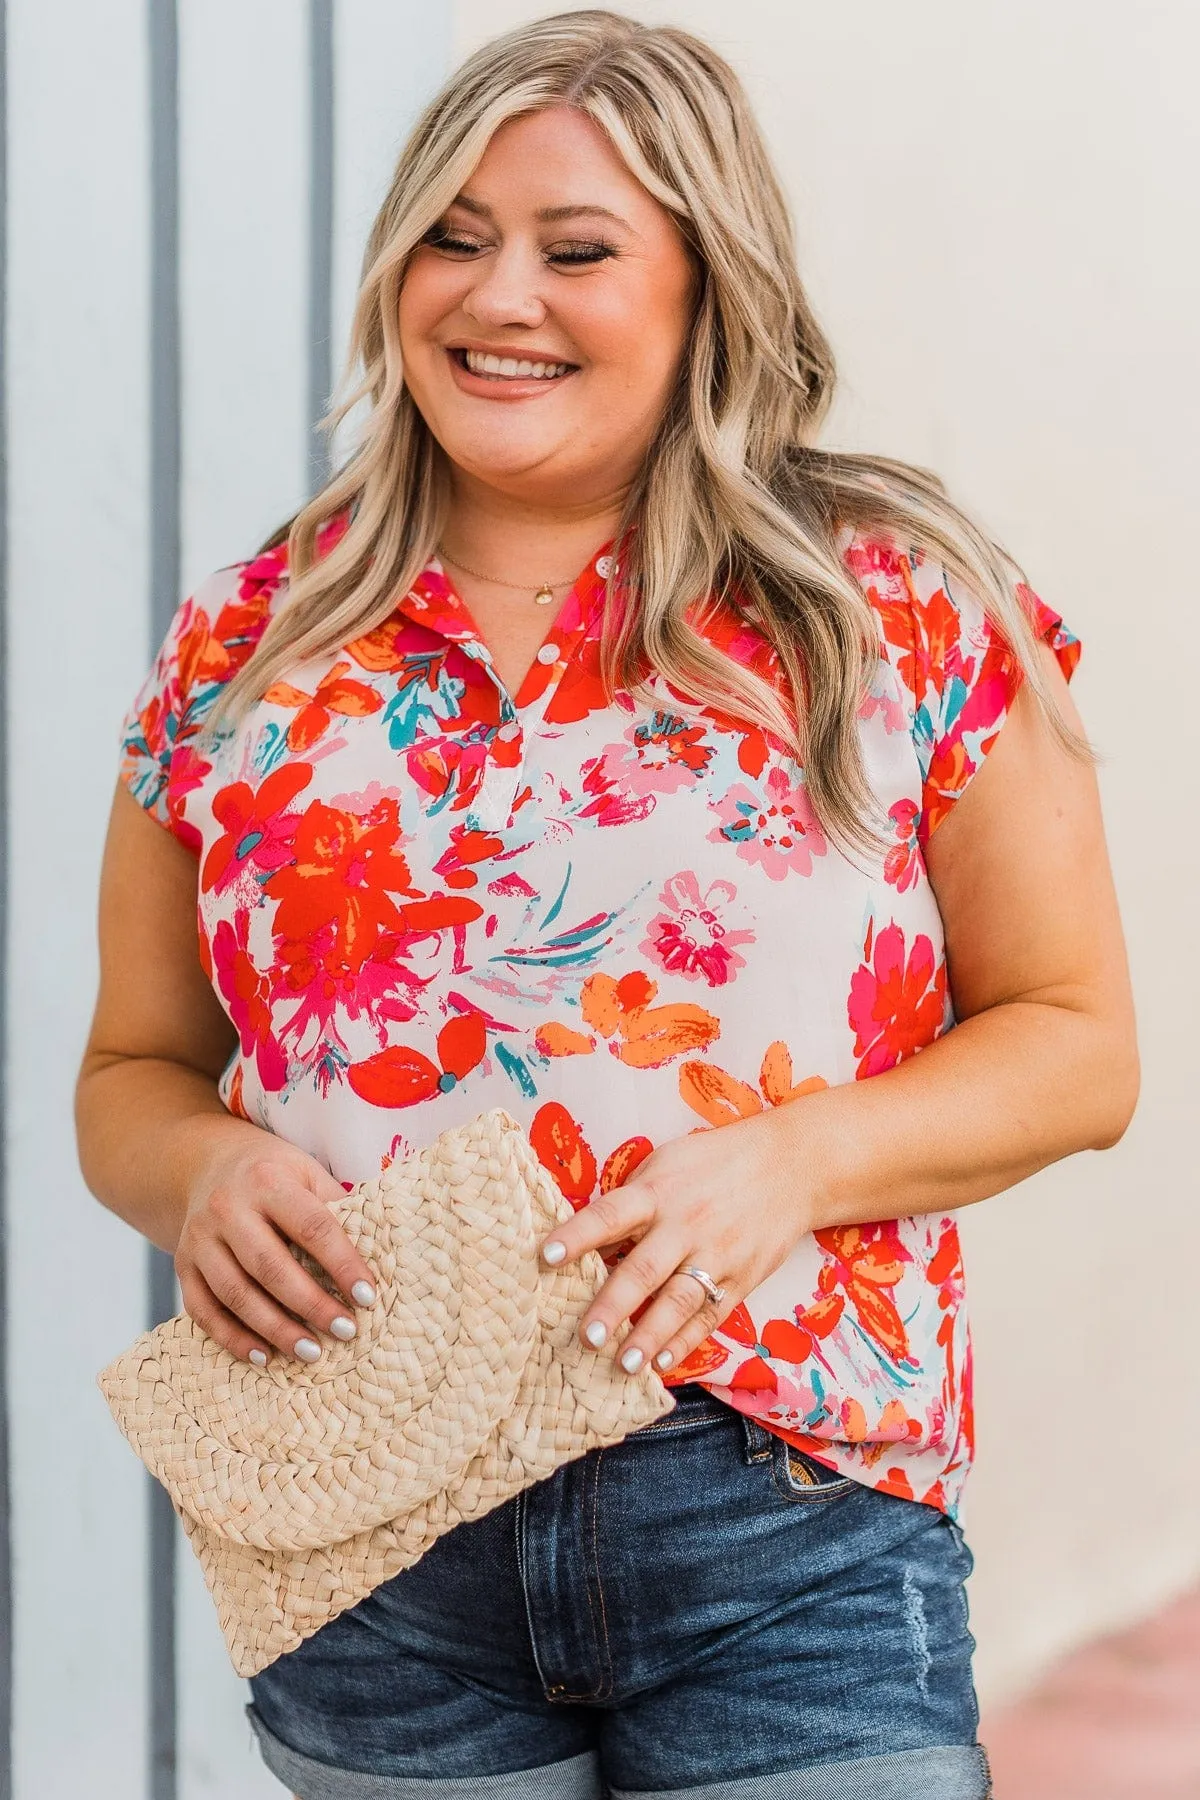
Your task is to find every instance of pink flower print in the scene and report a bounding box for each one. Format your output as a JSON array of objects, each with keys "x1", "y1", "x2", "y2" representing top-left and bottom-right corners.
[
  {"x1": 597, "y1": 711, "x2": 712, "y2": 798},
  {"x1": 884, "y1": 798, "x2": 922, "y2": 892},
  {"x1": 211, "y1": 912, "x2": 289, "y2": 1092},
  {"x1": 639, "y1": 872, "x2": 755, "y2": 987},
  {"x1": 847, "y1": 920, "x2": 947, "y2": 1078},
  {"x1": 707, "y1": 767, "x2": 826, "y2": 879}
]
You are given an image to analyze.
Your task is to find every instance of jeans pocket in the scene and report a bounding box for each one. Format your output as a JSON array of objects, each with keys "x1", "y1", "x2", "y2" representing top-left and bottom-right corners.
[{"x1": 770, "y1": 1436, "x2": 857, "y2": 1503}]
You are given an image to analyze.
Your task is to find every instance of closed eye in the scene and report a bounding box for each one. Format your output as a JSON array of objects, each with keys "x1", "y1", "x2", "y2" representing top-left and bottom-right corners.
[{"x1": 420, "y1": 225, "x2": 617, "y2": 268}]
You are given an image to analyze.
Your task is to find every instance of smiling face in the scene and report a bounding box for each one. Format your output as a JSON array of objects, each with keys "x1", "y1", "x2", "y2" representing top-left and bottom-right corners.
[{"x1": 398, "y1": 106, "x2": 697, "y2": 512}]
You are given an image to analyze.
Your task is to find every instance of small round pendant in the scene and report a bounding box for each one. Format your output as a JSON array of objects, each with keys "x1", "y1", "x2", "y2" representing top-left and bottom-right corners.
[{"x1": 533, "y1": 584, "x2": 555, "y2": 606}]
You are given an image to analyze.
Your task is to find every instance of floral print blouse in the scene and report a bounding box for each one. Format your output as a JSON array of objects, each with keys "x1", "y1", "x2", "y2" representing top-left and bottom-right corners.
[{"x1": 117, "y1": 509, "x2": 1080, "y2": 1518}]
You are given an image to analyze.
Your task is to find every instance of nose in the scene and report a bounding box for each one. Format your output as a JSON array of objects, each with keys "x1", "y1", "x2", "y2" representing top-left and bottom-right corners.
[{"x1": 460, "y1": 244, "x2": 547, "y2": 332}]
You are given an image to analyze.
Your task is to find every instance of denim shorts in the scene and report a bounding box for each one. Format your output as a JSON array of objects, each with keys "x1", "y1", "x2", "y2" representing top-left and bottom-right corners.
[{"x1": 246, "y1": 1382, "x2": 990, "y2": 1799}]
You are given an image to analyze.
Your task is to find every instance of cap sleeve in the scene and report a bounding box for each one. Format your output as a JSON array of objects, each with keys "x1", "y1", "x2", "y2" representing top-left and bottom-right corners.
[
  {"x1": 913, "y1": 558, "x2": 1080, "y2": 843},
  {"x1": 116, "y1": 563, "x2": 275, "y2": 853}
]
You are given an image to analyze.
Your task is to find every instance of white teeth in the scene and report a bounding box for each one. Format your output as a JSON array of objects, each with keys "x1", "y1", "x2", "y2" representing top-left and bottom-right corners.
[{"x1": 463, "y1": 350, "x2": 570, "y2": 380}]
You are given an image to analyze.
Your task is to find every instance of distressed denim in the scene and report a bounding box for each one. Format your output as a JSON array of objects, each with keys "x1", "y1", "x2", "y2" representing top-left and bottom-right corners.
[{"x1": 247, "y1": 1382, "x2": 989, "y2": 1798}]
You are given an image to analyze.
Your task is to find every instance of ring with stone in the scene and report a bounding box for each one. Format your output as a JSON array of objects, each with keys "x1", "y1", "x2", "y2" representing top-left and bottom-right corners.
[{"x1": 676, "y1": 1264, "x2": 727, "y2": 1306}]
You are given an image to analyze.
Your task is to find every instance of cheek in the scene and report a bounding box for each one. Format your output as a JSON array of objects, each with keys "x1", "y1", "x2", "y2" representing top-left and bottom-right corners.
[
  {"x1": 584, "y1": 295, "x2": 690, "y2": 416},
  {"x1": 397, "y1": 262, "x2": 462, "y2": 367}
]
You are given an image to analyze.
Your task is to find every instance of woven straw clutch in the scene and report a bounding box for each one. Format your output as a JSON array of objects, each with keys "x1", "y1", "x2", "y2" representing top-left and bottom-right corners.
[{"x1": 97, "y1": 1106, "x2": 675, "y2": 1676}]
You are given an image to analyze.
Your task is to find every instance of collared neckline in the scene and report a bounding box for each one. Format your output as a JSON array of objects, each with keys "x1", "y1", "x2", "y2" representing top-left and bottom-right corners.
[{"x1": 392, "y1": 540, "x2": 623, "y2": 717}]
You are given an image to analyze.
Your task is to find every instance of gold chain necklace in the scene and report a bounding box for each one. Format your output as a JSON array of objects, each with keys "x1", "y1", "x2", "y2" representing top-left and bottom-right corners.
[{"x1": 438, "y1": 546, "x2": 580, "y2": 607}]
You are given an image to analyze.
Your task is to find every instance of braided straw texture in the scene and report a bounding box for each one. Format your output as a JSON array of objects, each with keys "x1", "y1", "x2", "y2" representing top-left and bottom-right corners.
[{"x1": 97, "y1": 1107, "x2": 675, "y2": 1676}]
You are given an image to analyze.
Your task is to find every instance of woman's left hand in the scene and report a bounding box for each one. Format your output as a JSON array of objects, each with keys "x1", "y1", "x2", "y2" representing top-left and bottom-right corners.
[{"x1": 539, "y1": 1106, "x2": 814, "y2": 1376}]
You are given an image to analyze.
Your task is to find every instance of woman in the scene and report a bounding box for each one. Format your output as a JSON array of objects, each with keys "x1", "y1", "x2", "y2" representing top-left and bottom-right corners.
[{"x1": 76, "y1": 11, "x2": 1137, "y2": 1799}]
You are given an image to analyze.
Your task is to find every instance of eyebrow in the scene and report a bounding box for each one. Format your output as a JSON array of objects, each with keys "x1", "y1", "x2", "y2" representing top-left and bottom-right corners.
[{"x1": 452, "y1": 193, "x2": 633, "y2": 231}]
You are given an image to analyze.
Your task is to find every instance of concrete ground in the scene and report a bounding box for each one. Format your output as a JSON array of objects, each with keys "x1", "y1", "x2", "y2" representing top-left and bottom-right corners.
[{"x1": 981, "y1": 1586, "x2": 1200, "y2": 1798}]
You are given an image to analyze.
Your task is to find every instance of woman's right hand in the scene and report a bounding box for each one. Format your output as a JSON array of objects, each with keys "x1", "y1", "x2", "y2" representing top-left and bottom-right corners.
[{"x1": 175, "y1": 1132, "x2": 380, "y2": 1367}]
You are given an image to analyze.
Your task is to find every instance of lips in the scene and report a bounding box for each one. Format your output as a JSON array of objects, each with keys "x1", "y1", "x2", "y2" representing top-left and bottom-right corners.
[{"x1": 445, "y1": 346, "x2": 579, "y2": 387}]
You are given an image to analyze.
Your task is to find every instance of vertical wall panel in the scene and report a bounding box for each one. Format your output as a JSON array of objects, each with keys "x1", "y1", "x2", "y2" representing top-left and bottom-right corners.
[
  {"x1": 329, "y1": 0, "x2": 451, "y2": 468},
  {"x1": 174, "y1": 4, "x2": 308, "y2": 1794},
  {"x1": 177, "y1": 0, "x2": 308, "y2": 597},
  {"x1": 6, "y1": 1, "x2": 152, "y2": 1794},
  {"x1": 0, "y1": 1, "x2": 11, "y2": 1795}
]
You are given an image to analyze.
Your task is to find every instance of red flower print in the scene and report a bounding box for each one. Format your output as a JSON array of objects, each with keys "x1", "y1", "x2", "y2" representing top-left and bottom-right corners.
[
  {"x1": 406, "y1": 736, "x2": 491, "y2": 815},
  {"x1": 346, "y1": 1009, "x2": 487, "y2": 1108},
  {"x1": 663, "y1": 1336, "x2": 730, "y2": 1383},
  {"x1": 847, "y1": 920, "x2": 946, "y2": 1078},
  {"x1": 202, "y1": 763, "x2": 313, "y2": 896},
  {"x1": 715, "y1": 1298, "x2": 843, "y2": 1394},
  {"x1": 433, "y1": 825, "x2": 506, "y2": 889},
  {"x1": 269, "y1": 796, "x2": 419, "y2": 978},
  {"x1": 813, "y1": 1222, "x2": 913, "y2": 1364},
  {"x1": 211, "y1": 913, "x2": 288, "y2": 1093},
  {"x1": 884, "y1": 798, "x2": 922, "y2": 893},
  {"x1": 529, "y1": 1101, "x2": 598, "y2": 1204},
  {"x1": 875, "y1": 1466, "x2": 915, "y2": 1501},
  {"x1": 542, "y1": 637, "x2": 610, "y2": 725},
  {"x1": 264, "y1": 659, "x2": 383, "y2": 753},
  {"x1": 599, "y1": 1135, "x2": 654, "y2": 1193},
  {"x1": 639, "y1": 871, "x2": 755, "y2": 987},
  {"x1": 927, "y1": 1222, "x2": 965, "y2": 1400},
  {"x1": 707, "y1": 766, "x2": 826, "y2": 880}
]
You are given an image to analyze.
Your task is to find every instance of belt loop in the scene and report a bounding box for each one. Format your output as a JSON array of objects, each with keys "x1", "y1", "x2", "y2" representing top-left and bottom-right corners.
[{"x1": 738, "y1": 1409, "x2": 774, "y2": 1463}]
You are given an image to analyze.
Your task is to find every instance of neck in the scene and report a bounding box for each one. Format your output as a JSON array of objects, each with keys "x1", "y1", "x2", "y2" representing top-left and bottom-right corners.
[{"x1": 441, "y1": 470, "x2": 630, "y2": 582}]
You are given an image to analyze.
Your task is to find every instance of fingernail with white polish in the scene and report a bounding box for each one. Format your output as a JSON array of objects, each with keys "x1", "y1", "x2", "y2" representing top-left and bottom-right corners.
[
  {"x1": 329, "y1": 1316, "x2": 357, "y2": 1340},
  {"x1": 655, "y1": 1349, "x2": 674, "y2": 1370},
  {"x1": 294, "y1": 1338, "x2": 322, "y2": 1363},
  {"x1": 351, "y1": 1281, "x2": 376, "y2": 1306},
  {"x1": 621, "y1": 1346, "x2": 644, "y2": 1373},
  {"x1": 541, "y1": 1240, "x2": 567, "y2": 1264},
  {"x1": 585, "y1": 1320, "x2": 607, "y2": 1348},
  {"x1": 248, "y1": 1348, "x2": 268, "y2": 1367}
]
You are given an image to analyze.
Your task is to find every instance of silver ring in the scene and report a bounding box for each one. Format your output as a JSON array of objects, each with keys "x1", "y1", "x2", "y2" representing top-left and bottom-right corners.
[{"x1": 677, "y1": 1264, "x2": 727, "y2": 1307}]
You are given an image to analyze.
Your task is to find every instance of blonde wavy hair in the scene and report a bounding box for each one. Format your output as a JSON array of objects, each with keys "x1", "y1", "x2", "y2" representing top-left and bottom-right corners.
[{"x1": 203, "y1": 7, "x2": 1083, "y2": 852}]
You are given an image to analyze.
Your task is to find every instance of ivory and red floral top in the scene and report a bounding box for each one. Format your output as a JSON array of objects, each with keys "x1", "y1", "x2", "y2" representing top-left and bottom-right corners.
[{"x1": 117, "y1": 510, "x2": 1079, "y2": 1518}]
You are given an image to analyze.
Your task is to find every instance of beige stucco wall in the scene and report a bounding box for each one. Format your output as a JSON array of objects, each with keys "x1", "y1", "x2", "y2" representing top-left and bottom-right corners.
[{"x1": 455, "y1": 0, "x2": 1200, "y2": 1704}]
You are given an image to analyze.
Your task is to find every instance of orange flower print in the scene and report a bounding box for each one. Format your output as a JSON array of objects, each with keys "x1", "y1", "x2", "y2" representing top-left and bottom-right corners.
[
  {"x1": 847, "y1": 919, "x2": 946, "y2": 1078},
  {"x1": 579, "y1": 969, "x2": 720, "y2": 1069},
  {"x1": 533, "y1": 971, "x2": 719, "y2": 1070},
  {"x1": 346, "y1": 1009, "x2": 487, "y2": 1108},
  {"x1": 812, "y1": 1223, "x2": 914, "y2": 1364},
  {"x1": 264, "y1": 659, "x2": 383, "y2": 753},
  {"x1": 639, "y1": 871, "x2": 755, "y2": 987},
  {"x1": 679, "y1": 1039, "x2": 827, "y2": 1127}
]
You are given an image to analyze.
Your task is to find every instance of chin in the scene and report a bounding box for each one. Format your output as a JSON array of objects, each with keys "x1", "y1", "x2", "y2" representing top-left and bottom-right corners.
[{"x1": 448, "y1": 433, "x2": 571, "y2": 484}]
